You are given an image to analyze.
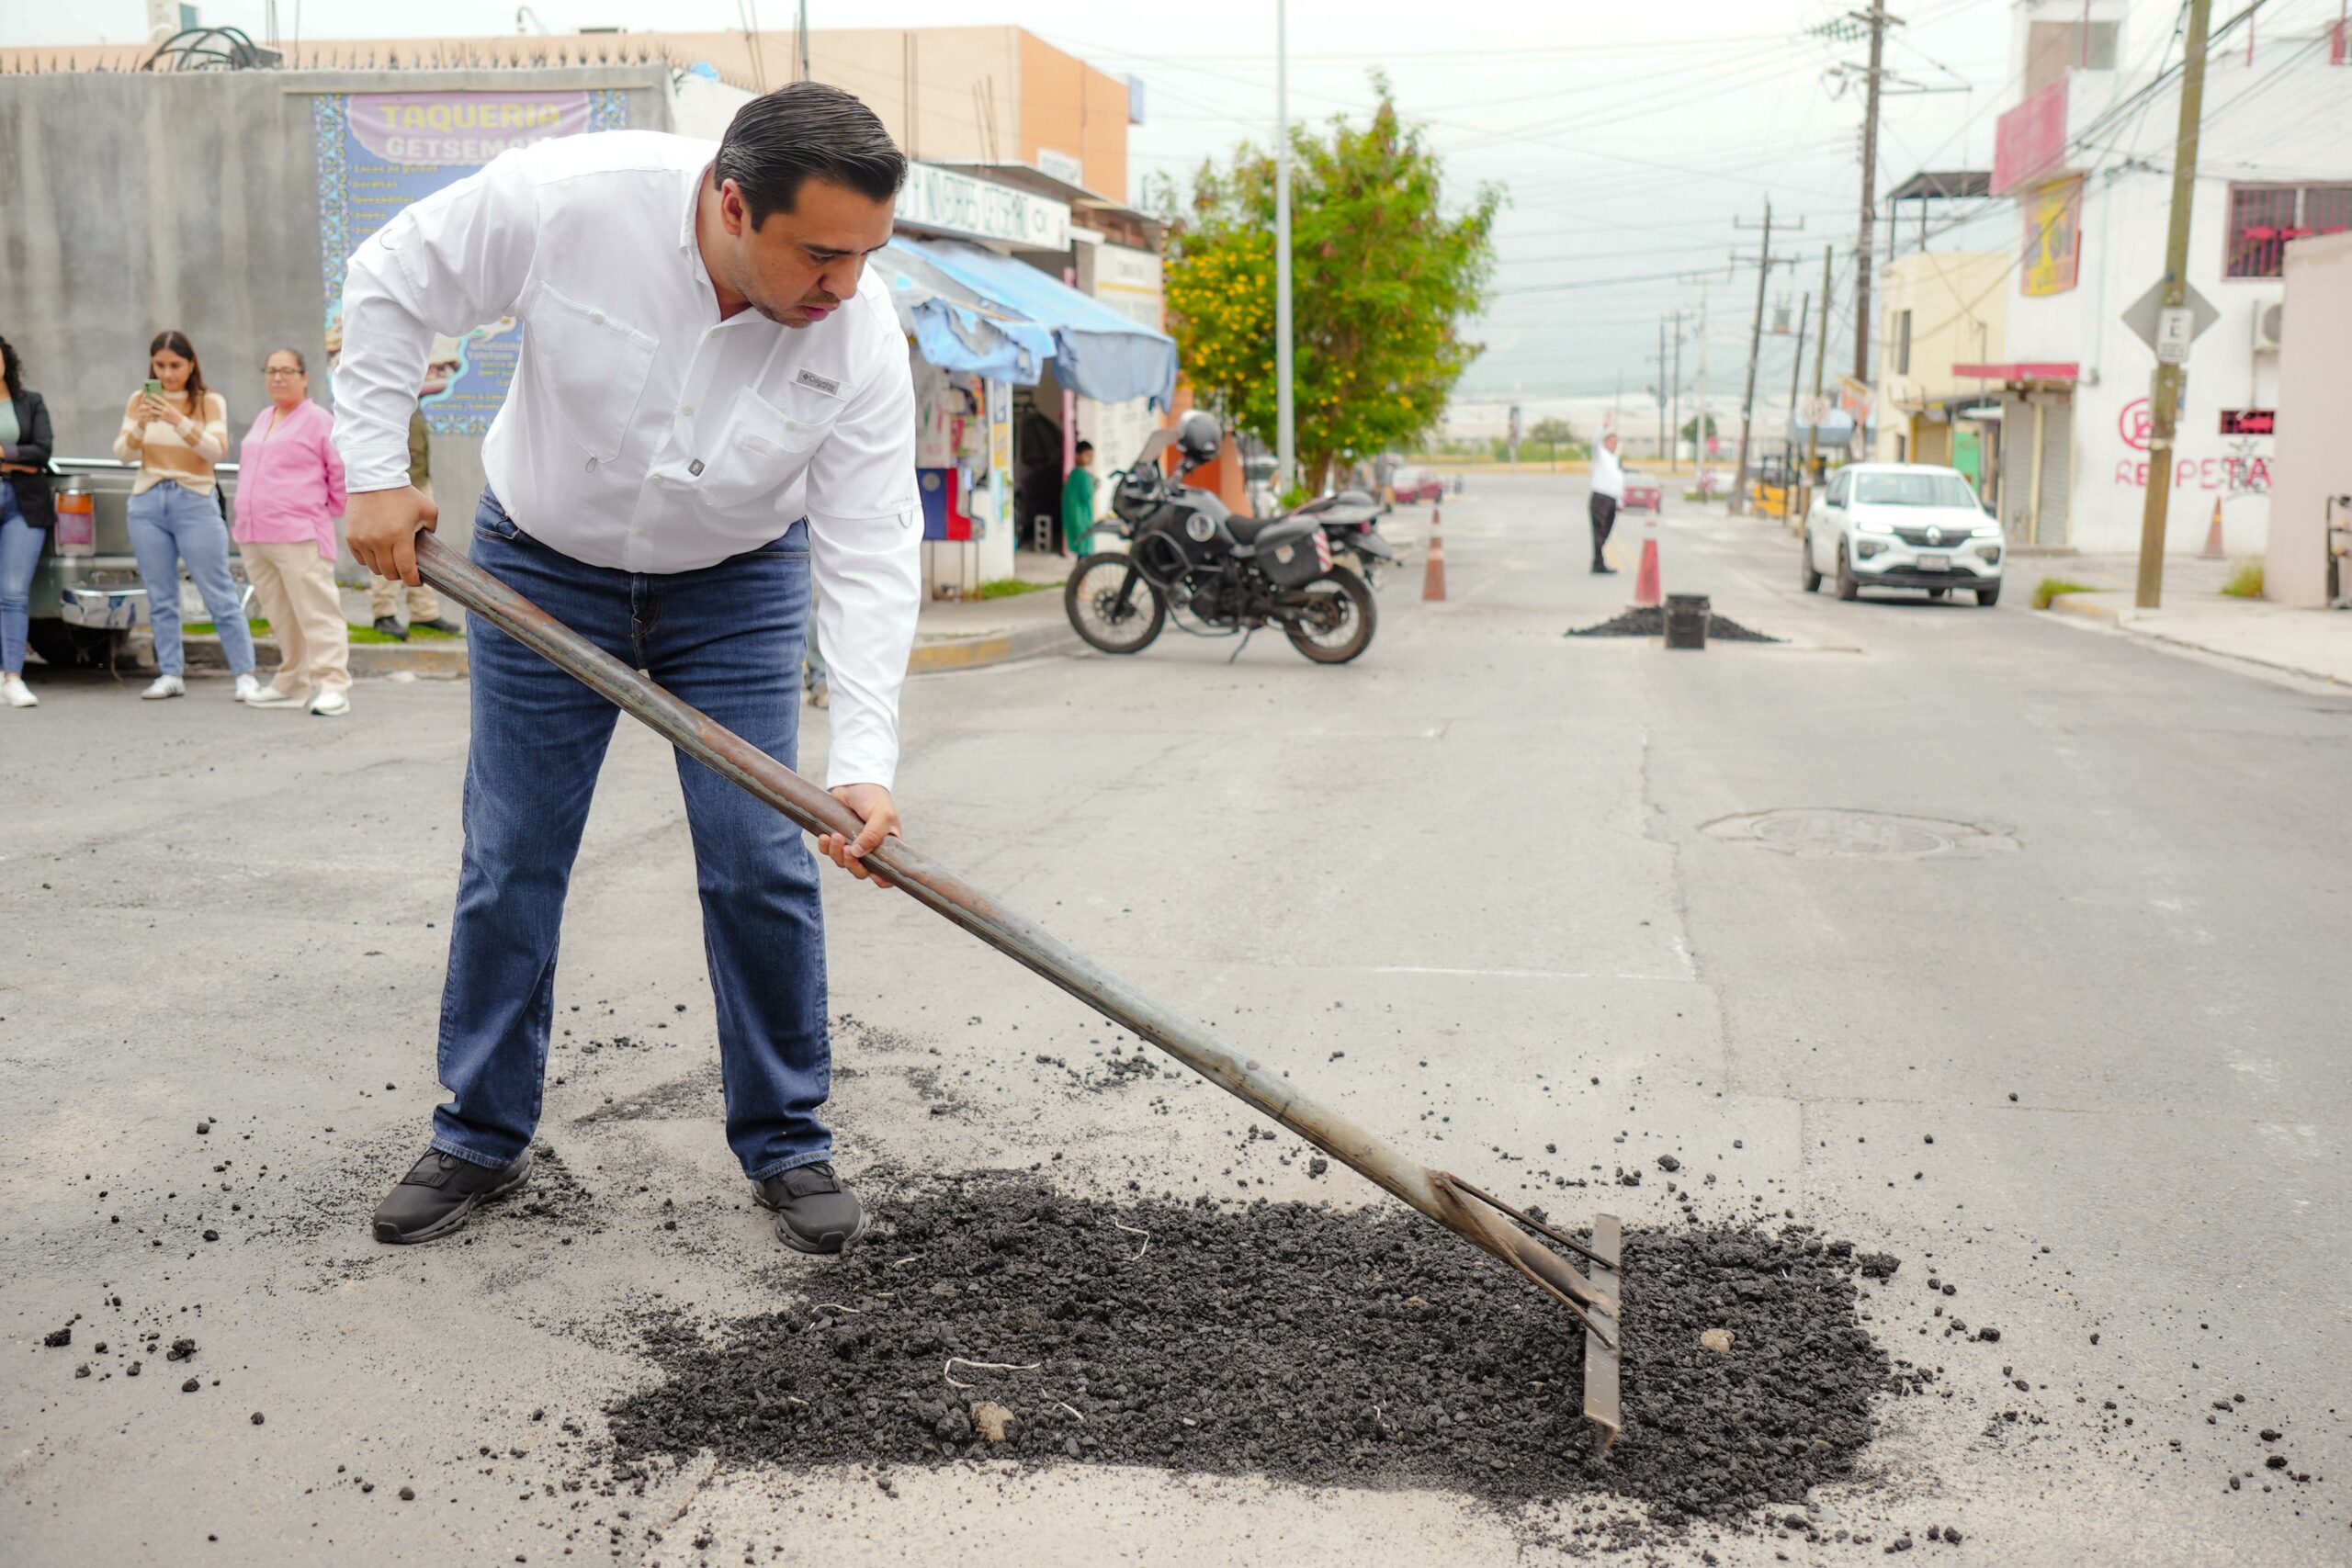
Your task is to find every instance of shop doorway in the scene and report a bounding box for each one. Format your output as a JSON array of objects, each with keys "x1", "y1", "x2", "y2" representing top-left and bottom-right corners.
[{"x1": 1012, "y1": 381, "x2": 1067, "y2": 554}]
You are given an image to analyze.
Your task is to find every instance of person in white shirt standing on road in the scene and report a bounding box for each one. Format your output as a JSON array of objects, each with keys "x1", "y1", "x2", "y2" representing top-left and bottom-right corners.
[
  {"x1": 1589, "y1": 431, "x2": 1624, "y2": 576},
  {"x1": 337, "y1": 85, "x2": 921, "y2": 1254}
]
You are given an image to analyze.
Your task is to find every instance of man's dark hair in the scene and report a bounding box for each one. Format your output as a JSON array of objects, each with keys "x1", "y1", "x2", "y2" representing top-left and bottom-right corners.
[
  {"x1": 717, "y1": 82, "x2": 907, "y2": 229},
  {"x1": 1074, "y1": 440, "x2": 1094, "y2": 457}
]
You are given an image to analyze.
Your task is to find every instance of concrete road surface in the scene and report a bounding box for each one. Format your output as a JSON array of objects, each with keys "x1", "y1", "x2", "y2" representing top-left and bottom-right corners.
[{"x1": 3, "y1": 473, "x2": 2346, "y2": 1564}]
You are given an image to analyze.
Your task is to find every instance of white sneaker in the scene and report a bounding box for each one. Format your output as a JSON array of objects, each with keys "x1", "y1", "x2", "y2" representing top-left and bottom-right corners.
[
  {"x1": 141, "y1": 674, "x2": 186, "y2": 701},
  {"x1": 244, "y1": 684, "x2": 305, "y2": 708},
  {"x1": 233, "y1": 673, "x2": 264, "y2": 703},
  {"x1": 310, "y1": 688, "x2": 351, "y2": 718},
  {"x1": 1, "y1": 673, "x2": 35, "y2": 708}
]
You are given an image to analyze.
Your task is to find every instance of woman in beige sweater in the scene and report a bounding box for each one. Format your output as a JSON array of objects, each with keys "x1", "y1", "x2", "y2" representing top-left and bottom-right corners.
[{"x1": 115, "y1": 329, "x2": 259, "y2": 701}]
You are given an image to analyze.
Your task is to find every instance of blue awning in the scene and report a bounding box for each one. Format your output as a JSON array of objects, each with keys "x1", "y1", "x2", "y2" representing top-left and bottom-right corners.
[
  {"x1": 880, "y1": 241, "x2": 1056, "y2": 386},
  {"x1": 904, "y1": 237, "x2": 1179, "y2": 409}
]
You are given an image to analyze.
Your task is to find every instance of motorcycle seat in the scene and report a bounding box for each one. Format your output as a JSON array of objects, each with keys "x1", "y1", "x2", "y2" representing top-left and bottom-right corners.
[{"x1": 1226, "y1": 513, "x2": 1278, "y2": 545}]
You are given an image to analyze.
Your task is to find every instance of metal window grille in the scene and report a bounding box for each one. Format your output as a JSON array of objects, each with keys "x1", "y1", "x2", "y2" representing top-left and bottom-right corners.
[{"x1": 2227, "y1": 185, "x2": 2352, "y2": 278}]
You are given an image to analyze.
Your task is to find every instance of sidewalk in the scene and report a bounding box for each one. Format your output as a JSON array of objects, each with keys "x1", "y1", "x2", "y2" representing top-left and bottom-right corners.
[
  {"x1": 906, "y1": 547, "x2": 1080, "y2": 674},
  {"x1": 2036, "y1": 552, "x2": 2352, "y2": 687}
]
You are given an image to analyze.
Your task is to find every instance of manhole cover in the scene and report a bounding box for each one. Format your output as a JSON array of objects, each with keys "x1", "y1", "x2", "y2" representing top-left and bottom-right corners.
[{"x1": 1702, "y1": 808, "x2": 2018, "y2": 860}]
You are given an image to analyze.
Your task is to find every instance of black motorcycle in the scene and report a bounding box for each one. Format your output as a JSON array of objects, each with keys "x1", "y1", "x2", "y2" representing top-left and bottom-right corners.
[
  {"x1": 1065, "y1": 413, "x2": 1378, "y2": 664},
  {"x1": 1289, "y1": 488, "x2": 1398, "y2": 587}
]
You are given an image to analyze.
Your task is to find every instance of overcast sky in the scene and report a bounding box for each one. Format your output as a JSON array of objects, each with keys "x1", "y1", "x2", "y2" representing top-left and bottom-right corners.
[{"x1": 24, "y1": 0, "x2": 2028, "y2": 411}]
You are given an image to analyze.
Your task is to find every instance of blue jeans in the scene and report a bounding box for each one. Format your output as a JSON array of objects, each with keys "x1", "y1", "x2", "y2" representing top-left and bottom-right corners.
[
  {"x1": 433, "y1": 490, "x2": 831, "y2": 1180},
  {"x1": 127, "y1": 480, "x2": 254, "y2": 677},
  {"x1": 0, "y1": 482, "x2": 43, "y2": 675}
]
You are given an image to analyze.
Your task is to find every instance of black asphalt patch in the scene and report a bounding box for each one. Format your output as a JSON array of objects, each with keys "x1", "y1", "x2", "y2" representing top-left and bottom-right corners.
[
  {"x1": 1566, "y1": 608, "x2": 1782, "y2": 642},
  {"x1": 605, "y1": 1175, "x2": 1928, "y2": 1525}
]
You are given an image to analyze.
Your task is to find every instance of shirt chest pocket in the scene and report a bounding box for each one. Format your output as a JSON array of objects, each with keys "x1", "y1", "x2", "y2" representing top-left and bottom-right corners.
[
  {"x1": 696, "y1": 389, "x2": 832, "y2": 513},
  {"x1": 526, "y1": 281, "x2": 657, "y2": 463}
]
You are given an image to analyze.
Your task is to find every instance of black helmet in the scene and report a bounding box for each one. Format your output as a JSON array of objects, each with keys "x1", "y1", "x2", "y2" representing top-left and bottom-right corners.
[{"x1": 1176, "y1": 411, "x2": 1223, "y2": 463}]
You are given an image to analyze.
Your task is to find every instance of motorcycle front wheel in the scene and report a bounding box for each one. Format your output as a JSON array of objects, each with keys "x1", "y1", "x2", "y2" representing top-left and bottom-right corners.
[
  {"x1": 1065, "y1": 554, "x2": 1167, "y2": 655},
  {"x1": 1283, "y1": 566, "x2": 1378, "y2": 664}
]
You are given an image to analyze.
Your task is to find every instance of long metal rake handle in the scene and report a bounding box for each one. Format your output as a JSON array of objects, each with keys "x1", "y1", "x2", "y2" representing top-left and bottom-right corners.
[{"x1": 416, "y1": 534, "x2": 1621, "y2": 1414}]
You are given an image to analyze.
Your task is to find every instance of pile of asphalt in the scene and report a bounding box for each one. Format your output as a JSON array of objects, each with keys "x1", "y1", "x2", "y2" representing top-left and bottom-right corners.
[
  {"x1": 1566, "y1": 608, "x2": 1781, "y2": 642},
  {"x1": 605, "y1": 1175, "x2": 1928, "y2": 1523}
]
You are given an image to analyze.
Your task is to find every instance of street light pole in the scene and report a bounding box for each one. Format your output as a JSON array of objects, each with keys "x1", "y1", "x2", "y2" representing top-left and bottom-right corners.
[
  {"x1": 1274, "y1": 0, "x2": 1296, "y2": 497},
  {"x1": 2134, "y1": 0, "x2": 2215, "y2": 610}
]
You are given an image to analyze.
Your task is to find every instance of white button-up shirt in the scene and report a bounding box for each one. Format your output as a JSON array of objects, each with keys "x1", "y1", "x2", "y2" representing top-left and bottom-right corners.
[
  {"x1": 334, "y1": 130, "x2": 921, "y2": 789},
  {"x1": 1590, "y1": 444, "x2": 1624, "y2": 502}
]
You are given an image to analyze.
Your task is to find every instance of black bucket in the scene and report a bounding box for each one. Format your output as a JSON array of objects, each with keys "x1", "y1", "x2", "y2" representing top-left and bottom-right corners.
[{"x1": 1664, "y1": 593, "x2": 1709, "y2": 650}]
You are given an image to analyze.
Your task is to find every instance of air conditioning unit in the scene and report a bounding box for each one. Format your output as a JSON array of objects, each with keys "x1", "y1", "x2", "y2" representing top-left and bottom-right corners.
[{"x1": 2252, "y1": 299, "x2": 2286, "y2": 353}]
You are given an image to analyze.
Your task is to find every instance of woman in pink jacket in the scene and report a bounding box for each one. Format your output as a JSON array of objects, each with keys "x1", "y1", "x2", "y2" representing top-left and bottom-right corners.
[{"x1": 233, "y1": 348, "x2": 353, "y2": 716}]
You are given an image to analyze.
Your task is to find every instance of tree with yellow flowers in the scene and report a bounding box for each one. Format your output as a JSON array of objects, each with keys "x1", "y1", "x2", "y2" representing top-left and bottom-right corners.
[{"x1": 1157, "y1": 77, "x2": 1502, "y2": 494}]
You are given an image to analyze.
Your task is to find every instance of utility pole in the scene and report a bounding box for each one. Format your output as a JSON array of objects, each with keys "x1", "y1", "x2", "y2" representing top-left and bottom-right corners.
[
  {"x1": 1802, "y1": 243, "x2": 1832, "y2": 517},
  {"x1": 1784, "y1": 293, "x2": 1811, "y2": 518},
  {"x1": 797, "y1": 0, "x2": 810, "y2": 80},
  {"x1": 1694, "y1": 281, "x2": 1710, "y2": 497},
  {"x1": 2134, "y1": 0, "x2": 2215, "y2": 610},
  {"x1": 1732, "y1": 200, "x2": 1801, "y2": 515},
  {"x1": 1668, "y1": 310, "x2": 1682, "y2": 476},
  {"x1": 1274, "y1": 0, "x2": 1296, "y2": 496},
  {"x1": 1657, "y1": 317, "x2": 1668, "y2": 462},
  {"x1": 1855, "y1": 0, "x2": 1889, "y2": 384}
]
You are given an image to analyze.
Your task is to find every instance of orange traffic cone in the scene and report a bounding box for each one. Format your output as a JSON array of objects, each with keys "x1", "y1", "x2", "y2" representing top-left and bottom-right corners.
[
  {"x1": 2199, "y1": 498, "x2": 2226, "y2": 560},
  {"x1": 1422, "y1": 527, "x2": 1447, "y2": 603},
  {"x1": 1632, "y1": 513, "x2": 1662, "y2": 608}
]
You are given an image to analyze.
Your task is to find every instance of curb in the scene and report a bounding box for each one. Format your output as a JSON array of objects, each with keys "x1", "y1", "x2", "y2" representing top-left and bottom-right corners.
[
  {"x1": 909, "y1": 619, "x2": 1079, "y2": 674},
  {"x1": 2044, "y1": 592, "x2": 2124, "y2": 626},
  {"x1": 164, "y1": 631, "x2": 470, "y2": 678},
  {"x1": 2042, "y1": 592, "x2": 2349, "y2": 687}
]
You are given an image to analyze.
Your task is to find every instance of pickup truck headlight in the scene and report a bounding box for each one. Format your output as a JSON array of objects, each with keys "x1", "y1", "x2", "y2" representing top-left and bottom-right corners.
[
  {"x1": 1971, "y1": 524, "x2": 2002, "y2": 538},
  {"x1": 1855, "y1": 515, "x2": 1894, "y2": 536}
]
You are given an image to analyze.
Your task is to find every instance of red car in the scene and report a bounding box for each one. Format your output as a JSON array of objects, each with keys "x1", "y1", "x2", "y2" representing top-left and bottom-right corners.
[
  {"x1": 1387, "y1": 466, "x2": 1445, "y2": 504},
  {"x1": 1622, "y1": 470, "x2": 1664, "y2": 513}
]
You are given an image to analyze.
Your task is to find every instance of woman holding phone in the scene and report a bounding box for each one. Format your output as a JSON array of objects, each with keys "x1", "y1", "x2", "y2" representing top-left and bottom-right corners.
[
  {"x1": 115, "y1": 329, "x2": 260, "y2": 702},
  {"x1": 1, "y1": 333, "x2": 55, "y2": 709}
]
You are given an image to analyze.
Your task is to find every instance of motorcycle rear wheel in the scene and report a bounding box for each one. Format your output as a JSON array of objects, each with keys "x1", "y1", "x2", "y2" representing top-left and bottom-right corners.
[
  {"x1": 1283, "y1": 566, "x2": 1377, "y2": 664},
  {"x1": 1065, "y1": 554, "x2": 1167, "y2": 655}
]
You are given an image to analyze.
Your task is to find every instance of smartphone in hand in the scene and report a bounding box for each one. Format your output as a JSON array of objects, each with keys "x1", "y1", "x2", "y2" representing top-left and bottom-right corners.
[{"x1": 143, "y1": 379, "x2": 164, "y2": 398}]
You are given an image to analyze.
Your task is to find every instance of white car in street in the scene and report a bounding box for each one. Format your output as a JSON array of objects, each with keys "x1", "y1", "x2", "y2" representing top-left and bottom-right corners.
[{"x1": 1801, "y1": 463, "x2": 2005, "y2": 606}]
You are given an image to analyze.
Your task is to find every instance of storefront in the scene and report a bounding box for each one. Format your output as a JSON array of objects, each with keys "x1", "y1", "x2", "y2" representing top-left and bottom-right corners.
[
  {"x1": 1957, "y1": 363, "x2": 2077, "y2": 548},
  {"x1": 888, "y1": 165, "x2": 1178, "y2": 596}
]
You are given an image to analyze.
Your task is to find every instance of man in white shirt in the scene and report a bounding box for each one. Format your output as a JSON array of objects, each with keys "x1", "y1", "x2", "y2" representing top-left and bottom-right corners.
[
  {"x1": 1589, "y1": 431, "x2": 1624, "y2": 576},
  {"x1": 342, "y1": 85, "x2": 919, "y2": 1254}
]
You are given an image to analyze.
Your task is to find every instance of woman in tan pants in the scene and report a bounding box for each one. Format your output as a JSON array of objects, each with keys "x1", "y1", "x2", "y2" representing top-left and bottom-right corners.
[{"x1": 232, "y1": 349, "x2": 353, "y2": 716}]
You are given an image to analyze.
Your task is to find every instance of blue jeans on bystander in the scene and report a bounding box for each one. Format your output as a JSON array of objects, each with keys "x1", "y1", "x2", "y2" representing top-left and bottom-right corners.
[
  {"x1": 127, "y1": 479, "x2": 254, "y2": 677},
  {"x1": 0, "y1": 480, "x2": 45, "y2": 675},
  {"x1": 431, "y1": 490, "x2": 832, "y2": 1180}
]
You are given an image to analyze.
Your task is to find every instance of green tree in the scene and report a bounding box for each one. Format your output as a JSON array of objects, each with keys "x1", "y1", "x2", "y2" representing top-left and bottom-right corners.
[{"x1": 1157, "y1": 79, "x2": 1503, "y2": 492}]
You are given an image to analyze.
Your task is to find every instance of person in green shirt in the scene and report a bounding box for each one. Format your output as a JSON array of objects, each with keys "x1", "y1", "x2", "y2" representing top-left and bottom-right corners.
[{"x1": 1059, "y1": 440, "x2": 1097, "y2": 558}]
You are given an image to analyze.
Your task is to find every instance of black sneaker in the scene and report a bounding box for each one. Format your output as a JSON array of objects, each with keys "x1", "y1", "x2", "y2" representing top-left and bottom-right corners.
[
  {"x1": 370, "y1": 1148, "x2": 533, "y2": 1244},
  {"x1": 751, "y1": 1162, "x2": 868, "y2": 1254},
  {"x1": 410, "y1": 617, "x2": 464, "y2": 637},
  {"x1": 1591, "y1": 563, "x2": 1618, "y2": 575},
  {"x1": 373, "y1": 615, "x2": 409, "y2": 641}
]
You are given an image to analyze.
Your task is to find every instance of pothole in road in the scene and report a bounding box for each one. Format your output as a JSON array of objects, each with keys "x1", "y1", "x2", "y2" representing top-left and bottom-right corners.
[{"x1": 1701, "y1": 808, "x2": 2018, "y2": 860}]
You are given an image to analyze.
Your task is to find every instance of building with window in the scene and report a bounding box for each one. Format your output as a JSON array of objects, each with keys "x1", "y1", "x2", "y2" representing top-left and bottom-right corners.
[
  {"x1": 1950, "y1": 0, "x2": 2349, "y2": 556},
  {"x1": 1871, "y1": 247, "x2": 2009, "y2": 502}
]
